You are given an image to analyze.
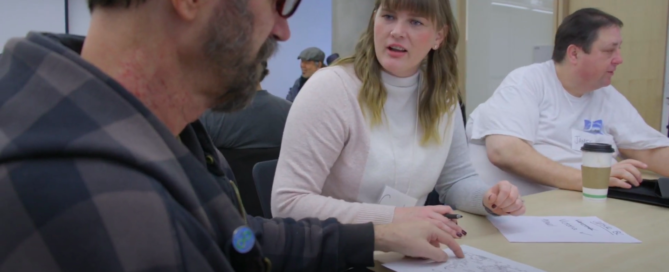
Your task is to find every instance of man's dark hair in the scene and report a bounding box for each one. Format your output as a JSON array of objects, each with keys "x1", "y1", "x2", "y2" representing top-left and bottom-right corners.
[
  {"x1": 552, "y1": 8, "x2": 623, "y2": 63},
  {"x1": 87, "y1": 0, "x2": 148, "y2": 11},
  {"x1": 259, "y1": 61, "x2": 269, "y2": 82}
]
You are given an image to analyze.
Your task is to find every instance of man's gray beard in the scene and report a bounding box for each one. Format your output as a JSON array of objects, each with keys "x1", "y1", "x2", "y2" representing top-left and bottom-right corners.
[
  {"x1": 203, "y1": 0, "x2": 278, "y2": 113},
  {"x1": 211, "y1": 38, "x2": 277, "y2": 113}
]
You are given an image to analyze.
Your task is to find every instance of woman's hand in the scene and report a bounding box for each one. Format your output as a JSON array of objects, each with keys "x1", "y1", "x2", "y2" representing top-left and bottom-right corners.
[
  {"x1": 393, "y1": 205, "x2": 466, "y2": 238},
  {"x1": 483, "y1": 181, "x2": 525, "y2": 216}
]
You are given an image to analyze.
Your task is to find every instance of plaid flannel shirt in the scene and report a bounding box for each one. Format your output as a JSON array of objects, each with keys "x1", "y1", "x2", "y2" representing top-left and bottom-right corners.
[{"x1": 0, "y1": 32, "x2": 373, "y2": 272}]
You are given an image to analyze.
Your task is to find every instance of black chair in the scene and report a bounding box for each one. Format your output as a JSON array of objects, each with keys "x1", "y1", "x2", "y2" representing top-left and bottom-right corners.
[
  {"x1": 252, "y1": 159, "x2": 278, "y2": 218},
  {"x1": 425, "y1": 189, "x2": 458, "y2": 210},
  {"x1": 219, "y1": 148, "x2": 280, "y2": 217},
  {"x1": 458, "y1": 94, "x2": 466, "y2": 125},
  {"x1": 424, "y1": 189, "x2": 442, "y2": 206}
]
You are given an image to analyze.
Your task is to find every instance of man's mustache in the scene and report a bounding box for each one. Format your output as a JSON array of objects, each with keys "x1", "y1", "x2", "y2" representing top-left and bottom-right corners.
[{"x1": 257, "y1": 38, "x2": 278, "y2": 63}]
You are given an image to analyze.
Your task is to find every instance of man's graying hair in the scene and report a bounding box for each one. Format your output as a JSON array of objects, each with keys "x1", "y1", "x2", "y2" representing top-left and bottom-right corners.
[{"x1": 87, "y1": 0, "x2": 148, "y2": 11}]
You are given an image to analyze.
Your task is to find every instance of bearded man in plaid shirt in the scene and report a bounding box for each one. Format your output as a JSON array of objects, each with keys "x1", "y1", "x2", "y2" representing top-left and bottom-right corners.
[{"x1": 0, "y1": 0, "x2": 464, "y2": 271}]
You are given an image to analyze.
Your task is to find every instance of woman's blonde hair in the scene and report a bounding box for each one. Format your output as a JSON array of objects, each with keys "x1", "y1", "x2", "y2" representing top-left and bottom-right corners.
[{"x1": 335, "y1": 0, "x2": 459, "y2": 145}]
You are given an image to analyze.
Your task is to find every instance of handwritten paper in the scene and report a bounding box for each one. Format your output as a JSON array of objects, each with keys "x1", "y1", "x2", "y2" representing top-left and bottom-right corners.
[
  {"x1": 383, "y1": 245, "x2": 544, "y2": 272},
  {"x1": 487, "y1": 216, "x2": 640, "y2": 243}
]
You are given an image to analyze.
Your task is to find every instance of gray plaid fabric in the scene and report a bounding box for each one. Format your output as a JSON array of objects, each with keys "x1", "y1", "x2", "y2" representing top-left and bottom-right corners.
[{"x1": 0, "y1": 32, "x2": 374, "y2": 272}]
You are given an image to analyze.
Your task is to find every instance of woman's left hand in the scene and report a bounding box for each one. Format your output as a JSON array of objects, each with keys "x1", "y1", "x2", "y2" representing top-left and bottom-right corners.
[{"x1": 483, "y1": 181, "x2": 525, "y2": 216}]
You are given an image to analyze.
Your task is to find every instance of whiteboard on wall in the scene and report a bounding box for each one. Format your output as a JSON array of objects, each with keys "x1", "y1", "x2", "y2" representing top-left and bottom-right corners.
[
  {"x1": 0, "y1": 0, "x2": 66, "y2": 46},
  {"x1": 465, "y1": 0, "x2": 556, "y2": 116},
  {"x1": 532, "y1": 45, "x2": 553, "y2": 63}
]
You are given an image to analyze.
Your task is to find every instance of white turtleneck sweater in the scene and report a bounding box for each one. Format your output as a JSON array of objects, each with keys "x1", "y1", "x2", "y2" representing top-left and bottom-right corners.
[{"x1": 272, "y1": 64, "x2": 489, "y2": 224}]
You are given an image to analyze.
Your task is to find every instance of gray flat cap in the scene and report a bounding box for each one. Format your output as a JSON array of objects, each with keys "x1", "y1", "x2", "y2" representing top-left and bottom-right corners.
[{"x1": 297, "y1": 47, "x2": 325, "y2": 63}]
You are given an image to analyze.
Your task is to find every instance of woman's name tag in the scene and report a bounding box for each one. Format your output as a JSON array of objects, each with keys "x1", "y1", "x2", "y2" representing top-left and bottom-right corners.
[{"x1": 378, "y1": 185, "x2": 418, "y2": 207}]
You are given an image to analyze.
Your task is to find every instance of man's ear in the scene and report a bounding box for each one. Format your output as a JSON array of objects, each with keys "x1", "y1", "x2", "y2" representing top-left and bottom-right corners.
[
  {"x1": 565, "y1": 44, "x2": 581, "y2": 64},
  {"x1": 171, "y1": 0, "x2": 201, "y2": 21}
]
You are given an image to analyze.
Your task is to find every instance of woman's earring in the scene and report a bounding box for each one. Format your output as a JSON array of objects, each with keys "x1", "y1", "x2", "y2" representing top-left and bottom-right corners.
[{"x1": 433, "y1": 45, "x2": 439, "y2": 50}]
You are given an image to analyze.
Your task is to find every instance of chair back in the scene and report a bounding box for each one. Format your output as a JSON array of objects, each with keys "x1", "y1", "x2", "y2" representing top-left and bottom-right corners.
[
  {"x1": 252, "y1": 159, "x2": 279, "y2": 218},
  {"x1": 219, "y1": 148, "x2": 280, "y2": 217}
]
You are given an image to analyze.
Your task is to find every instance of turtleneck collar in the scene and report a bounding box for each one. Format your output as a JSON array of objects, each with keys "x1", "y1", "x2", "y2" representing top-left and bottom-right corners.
[{"x1": 381, "y1": 69, "x2": 420, "y2": 88}]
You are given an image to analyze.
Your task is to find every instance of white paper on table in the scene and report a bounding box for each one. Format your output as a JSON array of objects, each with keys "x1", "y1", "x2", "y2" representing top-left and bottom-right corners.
[
  {"x1": 382, "y1": 245, "x2": 545, "y2": 272},
  {"x1": 487, "y1": 216, "x2": 641, "y2": 243}
]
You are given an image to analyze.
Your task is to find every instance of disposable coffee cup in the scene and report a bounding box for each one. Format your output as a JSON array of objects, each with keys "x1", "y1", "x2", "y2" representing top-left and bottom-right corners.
[{"x1": 581, "y1": 143, "x2": 615, "y2": 201}]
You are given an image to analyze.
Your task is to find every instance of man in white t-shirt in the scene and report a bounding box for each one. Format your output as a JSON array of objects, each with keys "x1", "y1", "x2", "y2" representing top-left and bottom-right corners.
[{"x1": 466, "y1": 8, "x2": 669, "y2": 196}]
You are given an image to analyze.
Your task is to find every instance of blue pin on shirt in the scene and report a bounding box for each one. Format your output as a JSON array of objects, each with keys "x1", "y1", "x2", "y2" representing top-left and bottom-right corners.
[{"x1": 232, "y1": 226, "x2": 255, "y2": 254}]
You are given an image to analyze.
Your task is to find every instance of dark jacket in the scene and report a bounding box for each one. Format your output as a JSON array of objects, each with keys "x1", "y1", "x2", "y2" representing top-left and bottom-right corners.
[
  {"x1": 286, "y1": 77, "x2": 307, "y2": 102},
  {"x1": 0, "y1": 32, "x2": 373, "y2": 272}
]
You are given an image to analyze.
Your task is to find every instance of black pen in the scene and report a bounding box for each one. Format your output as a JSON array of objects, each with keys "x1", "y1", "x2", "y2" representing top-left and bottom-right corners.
[{"x1": 444, "y1": 213, "x2": 462, "y2": 219}]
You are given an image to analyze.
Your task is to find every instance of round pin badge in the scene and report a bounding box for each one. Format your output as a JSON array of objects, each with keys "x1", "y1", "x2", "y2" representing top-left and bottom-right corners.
[{"x1": 232, "y1": 226, "x2": 255, "y2": 254}]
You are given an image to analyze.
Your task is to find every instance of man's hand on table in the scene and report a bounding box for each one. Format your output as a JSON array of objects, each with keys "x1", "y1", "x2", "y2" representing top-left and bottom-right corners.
[
  {"x1": 393, "y1": 205, "x2": 464, "y2": 239},
  {"x1": 374, "y1": 221, "x2": 465, "y2": 262}
]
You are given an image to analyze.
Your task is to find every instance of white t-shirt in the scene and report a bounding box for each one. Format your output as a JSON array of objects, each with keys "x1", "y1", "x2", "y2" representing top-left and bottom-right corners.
[{"x1": 466, "y1": 60, "x2": 669, "y2": 196}]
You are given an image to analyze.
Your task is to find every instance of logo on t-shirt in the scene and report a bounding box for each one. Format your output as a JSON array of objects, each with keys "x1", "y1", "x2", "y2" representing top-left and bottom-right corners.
[{"x1": 583, "y1": 119, "x2": 603, "y2": 134}]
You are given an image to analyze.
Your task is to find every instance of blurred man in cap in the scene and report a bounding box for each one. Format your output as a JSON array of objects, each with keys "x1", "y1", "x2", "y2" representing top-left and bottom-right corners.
[{"x1": 286, "y1": 47, "x2": 325, "y2": 102}]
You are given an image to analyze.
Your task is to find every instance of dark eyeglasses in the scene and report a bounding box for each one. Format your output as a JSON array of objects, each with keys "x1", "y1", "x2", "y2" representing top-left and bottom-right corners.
[{"x1": 277, "y1": 0, "x2": 302, "y2": 18}]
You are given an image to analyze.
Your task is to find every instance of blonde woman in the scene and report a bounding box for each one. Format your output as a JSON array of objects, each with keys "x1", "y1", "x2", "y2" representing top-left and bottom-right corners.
[{"x1": 272, "y1": 0, "x2": 525, "y2": 238}]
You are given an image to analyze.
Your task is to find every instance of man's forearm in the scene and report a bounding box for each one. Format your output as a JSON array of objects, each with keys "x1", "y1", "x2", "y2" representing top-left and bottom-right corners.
[
  {"x1": 498, "y1": 151, "x2": 582, "y2": 190},
  {"x1": 340, "y1": 223, "x2": 375, "y2": 268},
  {"x1": 486, "y1": 135, "x2": 582, "y2": 191},
  {"x1": 373, "y1": 224, "x2": 394, "y2": 253},
  {"x1": 623, "y1": 147, "x2": 669, "y2": 177},
  {"x1": 648, "y1": 148, "x2": 669, "y2": 177},
  {"x1": 248, "y1": 216, "x2": 374, "y2": 271}
]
